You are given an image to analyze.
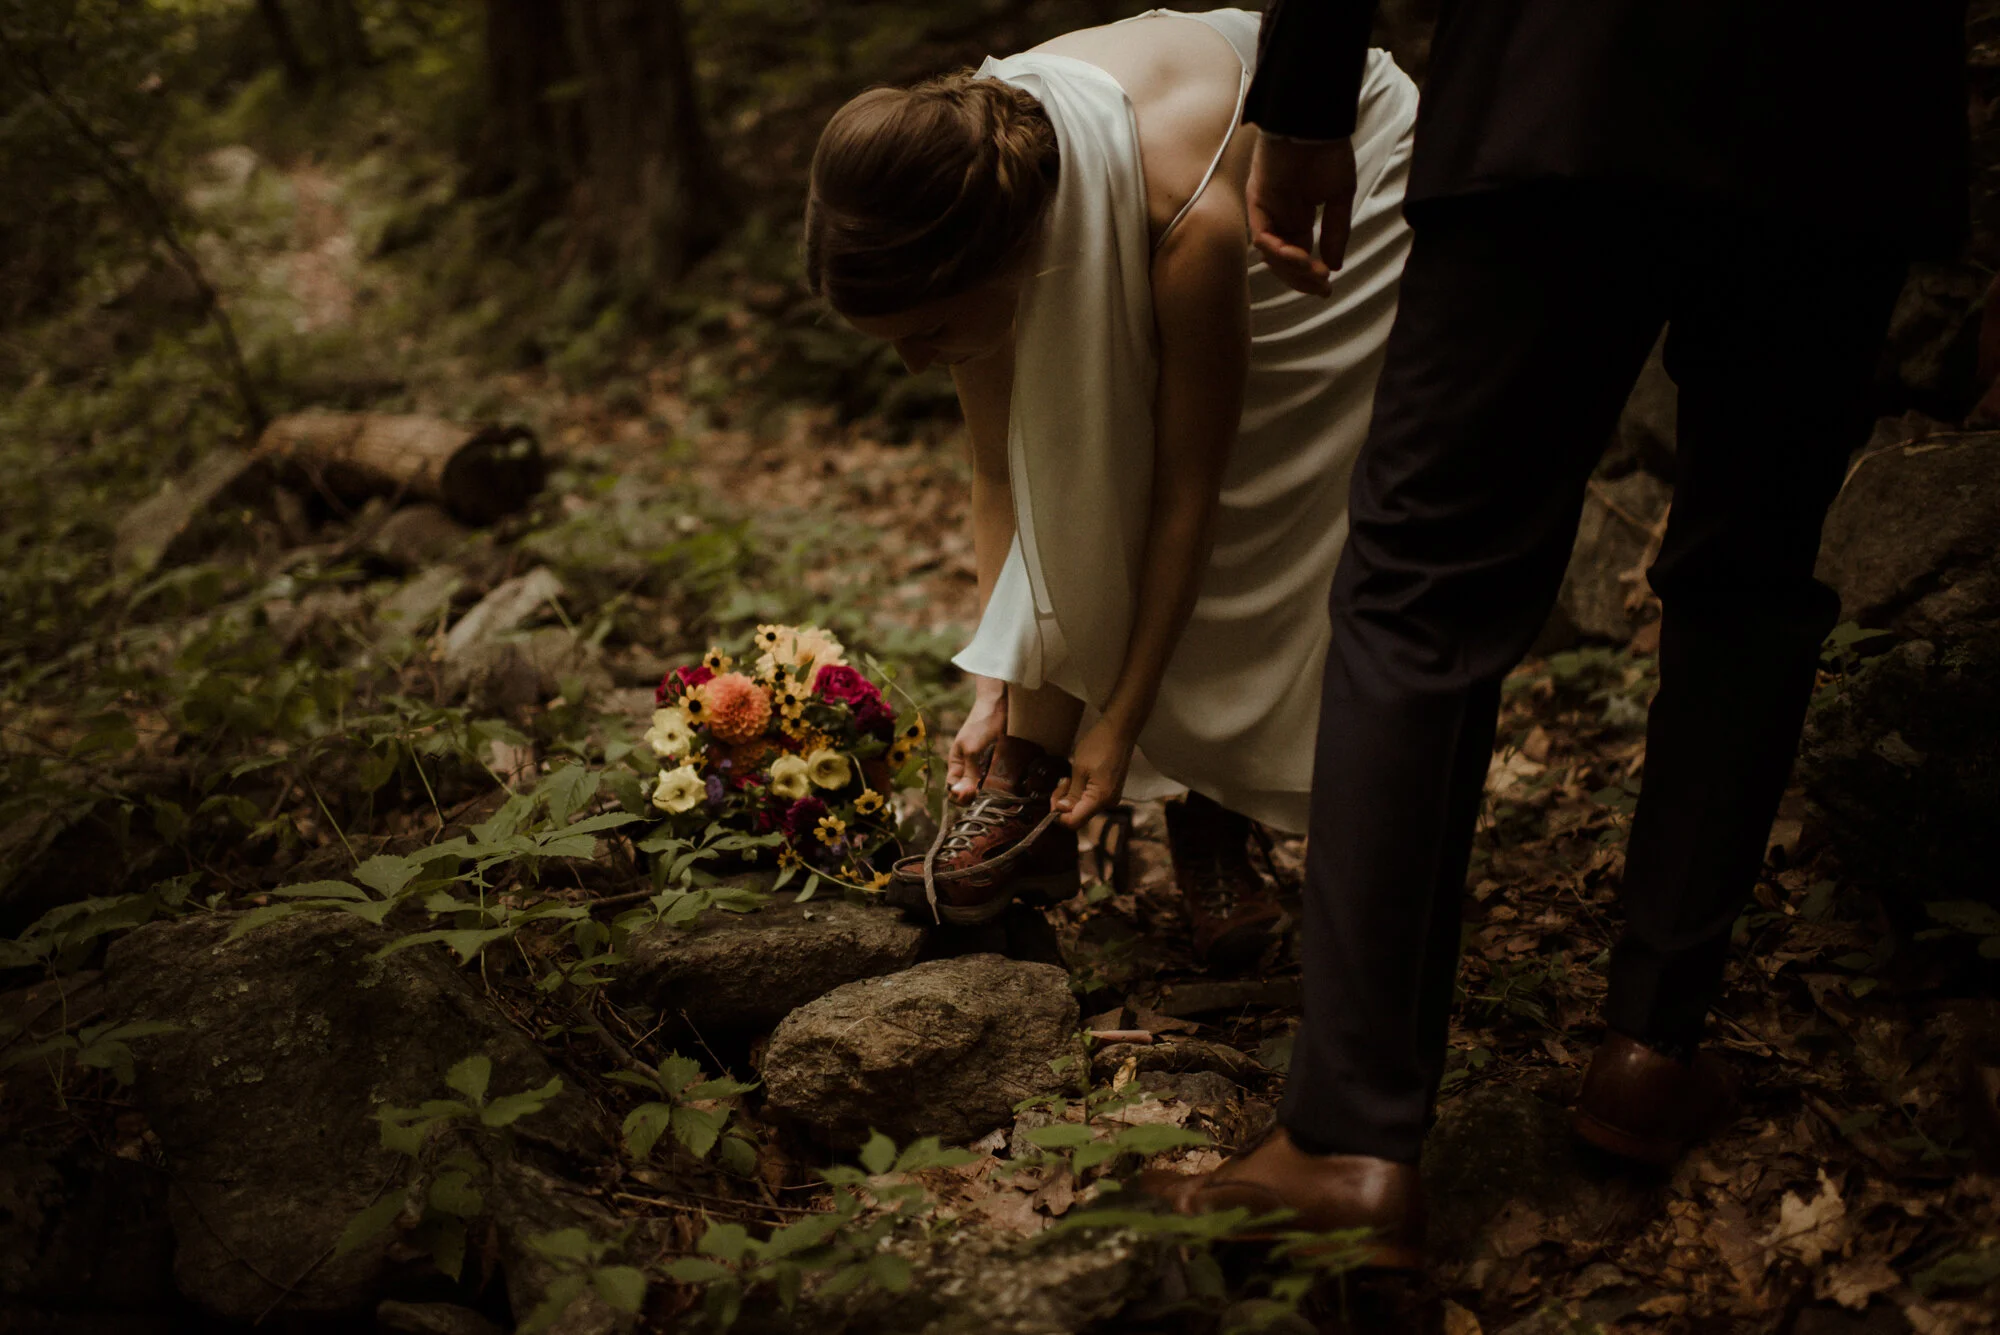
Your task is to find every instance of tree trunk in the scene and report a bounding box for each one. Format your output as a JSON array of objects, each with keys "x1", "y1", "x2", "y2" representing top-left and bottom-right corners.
[
  {"x1": 470, "y1": 0, "x2": 729, "y2": 292},
  {"x1": 256, "y1": 0, "x2": 314, "y2": 91},
  {"x1": 467, "y1": 0, "x2": 581, "y2": 218},
  {"x1": 314, "y1": 0, "x2": 371, "y2": 72},
  {"x1": 564, "y1": 0, "x2": 730, "y2": 287}
]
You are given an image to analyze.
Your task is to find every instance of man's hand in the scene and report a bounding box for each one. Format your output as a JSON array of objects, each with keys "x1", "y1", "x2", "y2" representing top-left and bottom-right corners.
[
  {"x1": 947, "y1": 676, "x2": 1007, "y2": 802},
  {"x1": 1247, "y1": 134, "x2": 1358, "y2": 298}
]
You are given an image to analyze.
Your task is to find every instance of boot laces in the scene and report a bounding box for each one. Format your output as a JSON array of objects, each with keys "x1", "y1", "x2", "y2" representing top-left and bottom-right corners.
[{"x1": 940, "y1": 790, "x2": 1029, "y2": 857}]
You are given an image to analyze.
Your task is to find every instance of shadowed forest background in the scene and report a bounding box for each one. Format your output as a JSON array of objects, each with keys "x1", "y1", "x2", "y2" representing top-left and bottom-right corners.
[{"x1": 4, "y1": 1, "x2": 2000, "y2": 1332}]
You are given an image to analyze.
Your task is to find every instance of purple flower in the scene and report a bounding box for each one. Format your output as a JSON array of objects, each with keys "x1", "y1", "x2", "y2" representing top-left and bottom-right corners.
[
  {"x1": 782, "y1": 797, "x2": 829, "y2": 847},
  {"x1": 705, "y1": 774, "x2": 727, "y2": 805},
  {"x1": 853, "y1": 696, "x2": 896, "y2": 740}
]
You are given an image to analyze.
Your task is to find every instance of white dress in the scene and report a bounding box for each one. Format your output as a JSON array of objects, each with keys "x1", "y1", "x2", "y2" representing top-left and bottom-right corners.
[{"x1": 953, "y1": 8, "x2": 1417, "y2": 834}]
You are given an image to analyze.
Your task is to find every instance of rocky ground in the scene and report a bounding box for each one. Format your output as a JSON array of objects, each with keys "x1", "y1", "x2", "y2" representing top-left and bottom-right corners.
[
  {"x1": 5, "y1": 325, "x2": 1998, "y2": 1332},
  {"x1": 5, "y1": 12, "x2": 2000, "y2": 1330}
]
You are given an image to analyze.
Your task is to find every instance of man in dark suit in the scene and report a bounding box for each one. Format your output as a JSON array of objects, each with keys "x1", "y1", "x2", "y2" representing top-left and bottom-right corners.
[{"x1": 1142, "y1": 0, "x2": 1968, "y2": 1263}]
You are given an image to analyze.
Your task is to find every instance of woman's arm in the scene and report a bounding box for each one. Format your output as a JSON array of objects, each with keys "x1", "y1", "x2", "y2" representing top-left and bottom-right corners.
[
  {"x1": 1058, "y1": 199, "x2": 1250, "y2": 825},
  {"x1": 946, "y1": 341, "x2": 1017, "y2": 799},
  {"x1": 953, "y1": 340, "x2": 1017, "y2": 615}
]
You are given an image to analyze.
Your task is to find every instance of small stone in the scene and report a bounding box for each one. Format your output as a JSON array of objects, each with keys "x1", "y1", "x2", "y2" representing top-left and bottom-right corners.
[{"x1": 762, "y1": 955, "x2": 1079, "y2": 1147}]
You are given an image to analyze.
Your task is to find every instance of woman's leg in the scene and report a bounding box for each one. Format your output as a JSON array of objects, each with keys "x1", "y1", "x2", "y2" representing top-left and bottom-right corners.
[{"x1": 1006, "y1": 681, "x2": 1084, "y2": 755}]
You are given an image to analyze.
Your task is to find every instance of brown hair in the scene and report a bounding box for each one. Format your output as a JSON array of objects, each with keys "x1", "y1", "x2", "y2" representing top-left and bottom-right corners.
[{"x1": 805, "y1": 71, "x2": 1059, "y2": 318}]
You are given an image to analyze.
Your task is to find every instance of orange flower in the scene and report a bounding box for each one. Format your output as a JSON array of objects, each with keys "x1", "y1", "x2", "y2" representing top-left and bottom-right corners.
[{"x1": 701, "y1": 672, "x2": 772, "y2": 744}]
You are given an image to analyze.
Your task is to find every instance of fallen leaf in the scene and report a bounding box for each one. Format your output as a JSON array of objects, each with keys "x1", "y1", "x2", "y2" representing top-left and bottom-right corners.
[
  {"x1": 974, "y1": 1188, "x2": 1044, "y2": 1235},
  {"x1": 1033, "y1": 1169, "x2": 1076, "y2": 1218},
  {"x1": 1486, "y1": 749, "x2": 1545, "y2": 796},
  {"x1": 1442, "y1": 1299, "x2": 1483, "y2": 1335},
  {"x1": 1763, "y1": 1169, "x2": 1849, "y2": 1267},
  {"x1": 1489, "y1": 1204, "x2": 1547, "y2": 1260},
  {"x1": 1707, "y1": 1197, "x2": 1770, "y2": 1299},
  {"x1": 1818, "y1": 1257, "x2": 1900, "y2": 1310},
  {"x1": 967, "y1": 1127, "x2": 1007, "y2": 1157}
]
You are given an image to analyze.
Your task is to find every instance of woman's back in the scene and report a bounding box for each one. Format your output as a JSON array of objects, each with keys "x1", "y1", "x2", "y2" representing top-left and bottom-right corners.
[{"x1": 1033, "y1": 14, "x2": 1256, "y2": 249}]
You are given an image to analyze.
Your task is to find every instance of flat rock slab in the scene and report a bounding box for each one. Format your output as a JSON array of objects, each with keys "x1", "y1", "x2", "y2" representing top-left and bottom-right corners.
[
  {"x1": 105, "y1": 911, "x2": 598, "y2": 1322},
  {"x1": 614, "y1": 897, "x2": 927, "y2": 1037},
  {"x1": 742, "y1": 1227, "x2": 1154, "y2": 1335},
  {"x1": 1422, "y1": 1083, "x2": 1654, "y2": 1268},
  {"x1": 761, "y1": 954, "x2": 1078, "y2": 1148}
]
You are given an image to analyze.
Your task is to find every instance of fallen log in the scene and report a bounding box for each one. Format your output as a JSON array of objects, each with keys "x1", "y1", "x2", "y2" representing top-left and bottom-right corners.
[{"x1": 256, "y1": 410, "x2": 545, "y2": 525}]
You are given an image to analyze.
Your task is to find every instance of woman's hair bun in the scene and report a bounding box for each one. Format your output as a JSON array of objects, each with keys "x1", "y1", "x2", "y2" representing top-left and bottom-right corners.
[{"x1": 805, "y1": 69, "x2": 1059, "y2": 318}]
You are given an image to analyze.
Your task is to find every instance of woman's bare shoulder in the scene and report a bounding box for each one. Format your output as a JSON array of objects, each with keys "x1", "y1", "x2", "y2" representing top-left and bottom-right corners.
[{"x1": 1030, "y1": 16, "x2": 1249, "y2": 242}]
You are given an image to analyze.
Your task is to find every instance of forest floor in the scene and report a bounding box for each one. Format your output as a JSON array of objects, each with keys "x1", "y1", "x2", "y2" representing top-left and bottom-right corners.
[{"x1": 3, "y1": 54, "x2": 1999, "y2": 1335}]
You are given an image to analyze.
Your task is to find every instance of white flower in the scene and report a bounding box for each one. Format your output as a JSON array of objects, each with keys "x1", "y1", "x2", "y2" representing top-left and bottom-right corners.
[
  {"x1": 651, "y1": 764, "x2": 705, "y2": 814},
  {"x1": 754, "y1": 624, "x2": 846, "y2": 683},
  {"x1": 767, "y1": 753, "x2": 811, "y2": 801},
  {"x1": 805, "y1": 748, "x2": 851, "y2": 790},
  {"x1": 644, "y1": 706, "x2": 693, "y2": 759}
]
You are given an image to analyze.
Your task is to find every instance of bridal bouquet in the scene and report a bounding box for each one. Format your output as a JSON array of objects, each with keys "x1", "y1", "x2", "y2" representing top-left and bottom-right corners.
[{"x1": 643, "y1": 624, "x2": 924, "y2": 889}]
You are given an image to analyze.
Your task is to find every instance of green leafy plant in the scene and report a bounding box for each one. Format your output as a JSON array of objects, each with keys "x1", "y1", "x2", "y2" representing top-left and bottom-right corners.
[
  {"x1": 1916, "y1": 901, "x2": 2000, "y2": 960},
  {"x1": 336, "y1": 1053, "x2": 564, "y2": 1280},
  {"x1": 0, "y1": 1017, "x2": 179, "y2": 1088},
  {"x1": 518, "y1": 1227, "x2": 651, "y2": 1333},
  {"x1": 666, "y1": 1130, "x2": 974, "y2": 1329},
  {"x1": 615, "y1": 1051, "x2": 759, "y2": 1173},
  {"x1": 1913, "y1": 1243, "x2": 2000, "y2": 1296}
]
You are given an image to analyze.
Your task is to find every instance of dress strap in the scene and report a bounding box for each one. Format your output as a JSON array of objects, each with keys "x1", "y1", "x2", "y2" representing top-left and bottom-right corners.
[{"x1": 1151, "y1": 14, "x2": 1252, "y2": 248}]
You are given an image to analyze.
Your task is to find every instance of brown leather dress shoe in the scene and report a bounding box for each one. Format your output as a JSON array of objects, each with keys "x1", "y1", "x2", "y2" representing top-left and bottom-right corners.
[
  {"x1": 1572, "y1": 1031, "x2": 1737, "y2": 1167},
  {"x1": 888, "y1": 736, "x2": 1079, "y2": 925},
  {"x1": 1136, "y1": 1129, "x2": 1424, "y2": 1269},
  {"x1": 1165, "y1": 792, "x2": 1289, "y2": 973}
]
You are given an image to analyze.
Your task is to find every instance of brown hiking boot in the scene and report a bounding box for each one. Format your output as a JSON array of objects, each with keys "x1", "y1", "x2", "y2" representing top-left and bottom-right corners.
[
  {"x1": 889, "y1": 736, "x2": 1079, "y2": 925},
  {"x1": 1166, "y1": 792, "x2": 1288, "y2": 972}
]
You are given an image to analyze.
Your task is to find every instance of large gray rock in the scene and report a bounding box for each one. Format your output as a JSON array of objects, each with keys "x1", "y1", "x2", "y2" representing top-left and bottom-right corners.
[
  {"x1": 1801, "y1": 634, "x2": 2000, "y2": 909},
  {"x1": 1880, "y1": 262, "x2": 1988, "y2": 421},
  {"x1": 1421, "y1": 1083, "x2": 1655, "y2": 1267},
  {"x1": 744, "y1": 1226, "x2": 1156, "y2": 1335},
  {"x1": 1538, "y1": 469, "x2": 1672, "y2": 650},
  {"x1": 1803, "y1": 430, "x2": 2000, "y2": 908},
  {"x1": 1816, "y1": 430, "x2": 2000, "y2": 638},
  {"x1": 104, "y1": 911, "x2": 601, "y2": 1322},
  {"x1": 1602, "y1": 330, "x2": 1678, "y2": 482},
  {"x1": 761, "y1": 955, "x2": 1078, "y2": 1148},
  {"x1": 614, "y1": 897, "x2": 926, "y2": 1038}
]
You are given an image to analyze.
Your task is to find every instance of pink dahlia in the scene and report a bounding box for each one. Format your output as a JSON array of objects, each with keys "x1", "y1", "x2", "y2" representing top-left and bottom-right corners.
[
  {"x1": 700, "y1": 672, "x2": 771, "y2": 744},
  {"x1": 655, "y1": 663, "x2": 715, "y2": 707}
]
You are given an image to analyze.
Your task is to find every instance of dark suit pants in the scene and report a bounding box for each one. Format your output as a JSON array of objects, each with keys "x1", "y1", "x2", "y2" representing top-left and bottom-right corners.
[{"x1": 1281, "y1": 185, "x2": 1909, "y2": 1163}]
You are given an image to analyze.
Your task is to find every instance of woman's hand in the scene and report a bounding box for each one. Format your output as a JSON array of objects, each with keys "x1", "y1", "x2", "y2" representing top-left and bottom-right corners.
[
  {"x1": 1054, "y1": 718, "x2": 1135, "y2": 829},
  {"x1": 947, "y1": 677, "x2": 1008, "y2": 802}
]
